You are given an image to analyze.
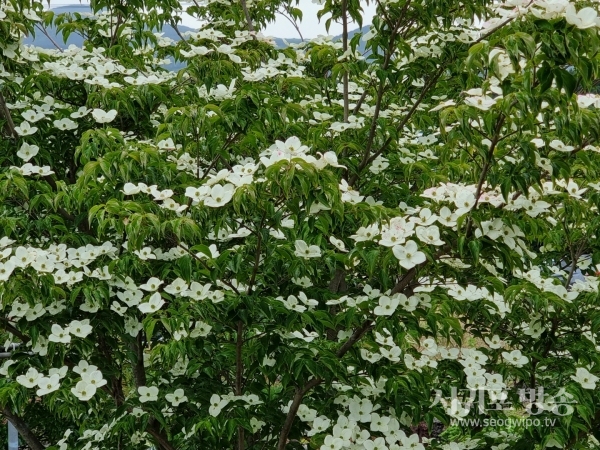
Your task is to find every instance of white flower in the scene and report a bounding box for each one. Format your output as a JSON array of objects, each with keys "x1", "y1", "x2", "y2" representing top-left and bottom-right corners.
[
  {"x1": 484, "y1": 335, "x2": 503, "y2": 349},
  {"x1": 73, "y1": 360, "x2": 98, "y2": 376},
  {"x1": 21, "y1": 109, "x2": 44, "y2": 122},
  {"x1": 209, "y1": 394, "x2": 230, "y2": 416},
  {"x1": 91, "y1": 108, "x2": 118, "y2": 123},
  {"x1": 164, "y1": 278, "x2": 189, "y2": 295},
  {"x1": 53, "y1": 118, "x2": 78, "y2": 130},
  {"x1": 320, "y1": 435, "x2": 344, "y2": 450},
  {"x1": 71, "y1": 381, "x2": 97, "y2": 401},
  {"x1": 111, "y1": 301, "x2": 127, "y2": 315},
  {"x1": 16, "y1": 367, "x2": 42, "y2": 388},
  {"x1": 392, "y1": 240, "x2": 426, "y2": 269},
  {"x1": 68, "y1": 319, "x2": 93, "y2": 338},
  {"x1": 454, "y1": 190, "x2": 476, "y2": 215},
  {"x1": 70, "y1": 106, "x2": 92, "y2": 118},
  {"x1": 122, "y1": 182, "x2": 141, "y2": 195},
  {"x1": 350, "y1": 224, "x2": 379, "y2": 242},
  {"x1": 369, "y1": 155, "x2": 389, "y2": 174},
  {"x1": 204, "y1": 184, "x2": 235, "y2": 207},
  {"x1": 15, "y1": 120, "x2": 38, "y2": 136},
  {"x1": 16, "y1": 143, "x2": 39, "y2": 161},
  {"x1": 190, "y1": 321, "x2": 212, "y2": 338},
  {"x1": 380, "y1": 346, "x2": 402, "y2": 362},
  {"x1": 139, "y1": 277, "x2": 163, "y2": 291},
  {"x1": 31, "y1": 336, "x2": 48, "y2": 356},
  {"x1": 329, "y1": 236, "x2": 348, "y2": 252},
  {"x1": 277, "y1": 295, "x2": 306, "y2": 313},
  {"x1": 465, "y1": 95, "x2": 497, "y2": 110},
  {"x1": 13, "y1": 247, "x2": 33, "y2": 267},
  {"x1": 117, "y1": 289, "x2": 143, "y2": 307},
  {"x1": 294, "y1": 240, "x2": 321, "y2": 258},
  {"x1": 373, "y1": 295, "x2": 400, "y2": 316},
  {"x1": 138, "y1": 385, "x2": 159, "y2": 402},
  {"x1": 10, "y1": 300, "x2": 30, "y2": 318},
  {"x1": 308, "y1": 416, "x2": 331, "y2": 436},
  {"x1": 151, "y1": 187, "x2": 174, "y2": 200},
  {"x1": 292, "y1": 276, "x2": 313, "y2": 287},
  {"x1": 565, "y1": 180, "x2": 587, "y2": 198},
  {"x1": 250, "y1": 417, "x2": 266, "y2": 433},
  {"x1": 185, "y1": 282, "x2": 212, "y2": 300},
  {"x1": 565, "y1": 5, "x2": 597, "y2": 29},
  {"x1": 446, "y1": 398, "x2": 469, "y2": 419},
  {"x1": 49, "y1": 324, "x2": 71, "y2": 344},
  {"x1": 549, "y1": 139, "x2": 574, "y2": 152},
  {"x1": 0, "y1": 260, "x2": 15, "y2": 281},
  {"x1": 195, "y1": 244, "x2": 220, "y2": 259},
  {"x1": 82, "y1": 370, "x2": 107, "y2": 388},
  {"x1": 49, "y1": 366, "x2": 68, "y2": 380},
  {"x1": 281, "y1": 219, "x2": 295, "y2": 228},
  {"x1": 502, "y1": 349, "x2": 528, "y2": 367},
  {"x1": 138, "y1": 292, "x2": 166, "y2": 314},
  {"x1": 165, "y1": 388, "x2": 188, "y2": 406},
  {"x1": 36, "y1": 374, "x2": 60, "y2": 396},
  {"x1": 134, "y1": 246, "x2": 156, "y2": 260},
  {"x1": 291, "y1": 328, "x2": 318, "y2": 342},
  {"x1": 571, "y1": 367, "x2": 599, "y2": 389},
  {"x1": 416, "y1": 225, "x2": 444, "y2": 246}
]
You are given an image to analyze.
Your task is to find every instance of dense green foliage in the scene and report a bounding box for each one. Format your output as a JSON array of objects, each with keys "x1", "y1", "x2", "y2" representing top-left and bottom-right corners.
[{"x1": 2, "y1": 0, "x2": 600, "y2": 449}]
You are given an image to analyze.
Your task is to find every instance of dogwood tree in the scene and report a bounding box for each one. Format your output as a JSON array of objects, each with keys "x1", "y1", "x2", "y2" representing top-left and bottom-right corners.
[{"x1": 2, "y1": 0, "x2": 600, "y2": 448}]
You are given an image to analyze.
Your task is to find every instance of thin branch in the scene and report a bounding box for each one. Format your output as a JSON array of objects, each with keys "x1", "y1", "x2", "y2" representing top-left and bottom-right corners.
[
  {"x1": 390, "y1": 266, "x2": 418, "y2": 295},
  {"x1": 0, "y1": 92, "x2": 19, "y2": 139},
  {"x1": 247, "y1": 211, "x2": 266, "y2": 295},
  {"x1": 147, "y1": 421, "x2": 176, "y2": 450},
  {"x1": 170, "y1": 20, "x2": 188, "y2": 44},
  {"x1": 109, "y1": 12, "x2": 123, "y2": 47},
  {"x1": 240, "y1": 0, "x2": 255, "y2": 34},
  {"x1": 464, "y1": 114, "x2": 506, "y2": 237},
  {"x1": 335, "y1": 319, "x2": 373, "y2": 358},
  {"x1": 35, "y1": 23, "x2": 63, "y2": 52},
  {"x1": 352, "y1": 78, "x2": 375, "y2": 115},
  {"x1": 0, "y1": 320, "x2": 30, "y2": 343},
  {"x1": 1, "y1": 407, "x2": 45, "y2": 450},
  {"x1": 341, "y1": 0, "x2": 349, "y2": 123},
  {"x1": 276, "y1": 6, "x2": 304, "y2": 41},
  {"x1": 236, "y1": 320, "x2": 245, "y2": 450},
  {"x1": 276, "y1": 378, "x2": 323, "y2": 450},
  {"x1": 375, "y1": 63, "x2": 445, "y2": 161}
]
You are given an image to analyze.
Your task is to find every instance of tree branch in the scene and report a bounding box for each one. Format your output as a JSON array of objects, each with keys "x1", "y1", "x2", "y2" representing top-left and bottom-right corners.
[
  {"x1": 35, "y1": 23, "x2": 64, "y2": 52},
  {"x1": 1, "y1": 406, "x2": 45, "y2": 450},
  {"x1": 0, "y1": 319, "x2": 31, "y2": 343},
  {"x1": 464, "y1": 114, "x2": 506, "y2": 237},
  {"x1": 236, "y1": 320, "x2": 245, "y2": 450},
  {"x1": 276, "y1": 266, "x2": 419, "y2": 449},
  {"x1": 341, "y1": 0, "x2": 349, "y2": 123},
  {"x1": 276, "y1": 6, "x2": 304, "y2": 41},
  {"x1": 0, "y1": 92, "x2": 18, "y2": 139},
  {"x1": 240, "y1": 0, "x2": 255, "y2": 34},
  {"x1": 147, "y1": 420, "x2": 176, "y2": 450},
  {"x1": 276, "y1": 378, "x2": 323, "y2": 450},
  {"x1": 132, "y1": 332, "x2": 147, "y2": 388}
]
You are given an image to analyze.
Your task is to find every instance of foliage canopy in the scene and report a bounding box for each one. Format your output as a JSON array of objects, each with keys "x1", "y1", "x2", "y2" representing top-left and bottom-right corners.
[{"x1": 2, "y1": 0, "x2": 600, "y2": 449}]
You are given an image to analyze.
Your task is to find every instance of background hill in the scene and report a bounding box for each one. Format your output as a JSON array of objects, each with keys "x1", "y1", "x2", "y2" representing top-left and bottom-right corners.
[{"x1": 24, "y1": 5, "x2": 368, "y2": 70}]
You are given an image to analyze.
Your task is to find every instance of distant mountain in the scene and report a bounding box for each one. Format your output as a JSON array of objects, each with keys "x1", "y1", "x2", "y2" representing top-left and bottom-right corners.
[
  {"x1": 272, "y1": 25, "x2": 370, "y2": 53},
  {"x1": 25, "y1": 5, "x2": 368, "y2": 70}
]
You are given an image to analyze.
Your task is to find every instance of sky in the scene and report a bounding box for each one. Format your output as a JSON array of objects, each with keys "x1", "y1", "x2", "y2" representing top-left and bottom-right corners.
[{"x1": 45, "y1": 0, "x2": 377, "y2": 39}]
